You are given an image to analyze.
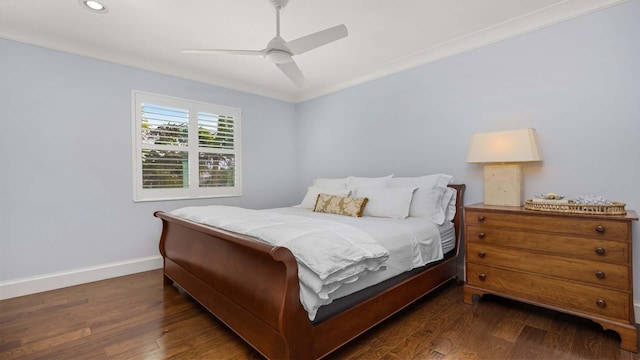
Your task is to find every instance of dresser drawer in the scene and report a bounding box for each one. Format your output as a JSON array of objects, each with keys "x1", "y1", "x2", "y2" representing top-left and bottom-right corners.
[
  {"x1": 466, "y1": 210, "x2": 629, "y2": 241},
  {"x1": 466, "y1": 225, "x2": 629, "y2": 264},
  {"x1": 467, "y1": 264, "x2": 630, "y2": 322},
  {"x1": 467, "y1": 243, "x2": 629, "y2": 290}
]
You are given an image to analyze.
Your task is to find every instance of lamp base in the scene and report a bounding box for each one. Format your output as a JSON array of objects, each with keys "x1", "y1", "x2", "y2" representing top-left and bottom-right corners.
[{"x1": 483, "y1": 164, "x2": 523, "y2": 206}]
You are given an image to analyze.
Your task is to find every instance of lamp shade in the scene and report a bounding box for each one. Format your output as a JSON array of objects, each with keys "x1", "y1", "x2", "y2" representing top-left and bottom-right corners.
[{"x1": 466, "y1": 128, "x2": 542, "y2": 163}]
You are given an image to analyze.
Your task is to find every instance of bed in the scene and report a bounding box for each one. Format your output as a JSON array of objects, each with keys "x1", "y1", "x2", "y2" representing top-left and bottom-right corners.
[{"x1": 155, "y1": 181, "x2": 465, "y2": 359}]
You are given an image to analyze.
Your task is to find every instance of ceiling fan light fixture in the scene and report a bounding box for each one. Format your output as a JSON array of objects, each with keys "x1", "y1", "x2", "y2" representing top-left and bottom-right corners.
[
  {"x1": 264, "y1": 49, "x2": 293, "y2": 64},
  {"x1": 80, "y1": 0, "x2": 108, "y2": 13}
]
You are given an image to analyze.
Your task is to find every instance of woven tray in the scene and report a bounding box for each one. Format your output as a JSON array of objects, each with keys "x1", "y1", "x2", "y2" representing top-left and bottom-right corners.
[{"x1": 524, "y1": 200, "x2": 627, "y2": 215}]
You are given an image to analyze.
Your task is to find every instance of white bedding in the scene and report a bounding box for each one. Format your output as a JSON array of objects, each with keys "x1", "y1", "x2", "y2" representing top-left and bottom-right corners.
[
  {"x1": 270, "y1": 207, "x2": 449, "y2": 318},
  {"x1": 170, "y1": 205, "x2": 451, "y2": 321},
  {"x1": 170, "y1": 206, "x2": 389, "y2": 301},
  {"x1": 440, "y1": 223, "x2": 456, "y2": 254}
]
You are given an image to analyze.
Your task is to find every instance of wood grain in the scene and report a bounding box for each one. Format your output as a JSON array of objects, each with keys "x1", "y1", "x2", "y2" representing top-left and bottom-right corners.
[
  {"x1": 466, "y1": 225, "x2": 630, "y2": 264},
  {"x1": 467, "y1": 263, "x2": 630, "y2": 321},
  {"x1": 467, "y1": 242, "x2": 629, "y2": 289},
  {"x1": 464, "y1": 204, "x2": 638, "y2": 352},
  {"x1": 2, "y1": 270, "x2": 639, "y2": 360},
  {"x1": 464, "y1": 206, "x2": 636, "y2": 240}
]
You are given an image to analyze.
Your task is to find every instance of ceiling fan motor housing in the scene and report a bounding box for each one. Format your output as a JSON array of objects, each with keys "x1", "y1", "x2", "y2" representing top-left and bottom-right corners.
[
  {"x1": 264, "y1": 36, "x2": 293, "y2": 63},
  {"x1": 264, "y1": 49, "x2": 293, "y2": 64},
  {"x1": 270, "y1": 0, "x2": 289, "y2": 9}
]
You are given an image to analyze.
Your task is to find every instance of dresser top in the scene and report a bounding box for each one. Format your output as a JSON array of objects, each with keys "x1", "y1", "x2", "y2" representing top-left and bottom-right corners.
[{"x1": 465, "y1": 203, "x2": 638, "y2": 221}]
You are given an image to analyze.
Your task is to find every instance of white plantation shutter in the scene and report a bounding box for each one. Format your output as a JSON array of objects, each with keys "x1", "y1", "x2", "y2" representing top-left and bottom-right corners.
[
  {"x1": 197, "y1": 112, "x2": 237, "y2": 188},
  {"x1": 140, "y1": 104, "x2": 189, "y2": 190},
  {"x1": 132, "y1": 91, "x2": 242, "y2": 201}
]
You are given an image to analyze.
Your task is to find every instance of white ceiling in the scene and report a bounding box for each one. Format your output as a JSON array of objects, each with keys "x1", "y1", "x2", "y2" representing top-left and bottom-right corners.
[{"x1": 0, "y1": 0, "x2": 628, "y2": 103}]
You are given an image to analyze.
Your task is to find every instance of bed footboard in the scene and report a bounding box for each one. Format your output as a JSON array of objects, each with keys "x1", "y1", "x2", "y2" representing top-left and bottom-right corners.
[{"x1": 156, "y1": 211, "x2": 311, "y2": 359}]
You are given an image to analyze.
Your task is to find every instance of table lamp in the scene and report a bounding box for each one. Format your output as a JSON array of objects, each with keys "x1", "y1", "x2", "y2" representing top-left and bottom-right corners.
[{"x1": 466, "y1": 128, "x2": 542, "y2": 206}]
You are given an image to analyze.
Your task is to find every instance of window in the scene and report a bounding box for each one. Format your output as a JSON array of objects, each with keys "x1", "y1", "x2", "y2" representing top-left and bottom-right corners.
[{"x1": 132, "y1": 91, "x2": 242, "y2": 201}]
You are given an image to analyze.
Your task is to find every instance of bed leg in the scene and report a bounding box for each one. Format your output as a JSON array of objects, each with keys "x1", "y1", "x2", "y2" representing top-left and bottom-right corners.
[{"x1": 163, "y1": 274, "x2": 174, "y2": 286}]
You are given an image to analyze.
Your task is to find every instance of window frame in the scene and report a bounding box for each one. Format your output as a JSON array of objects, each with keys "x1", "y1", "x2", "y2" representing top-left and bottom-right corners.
[{"x1": 131, "y1": 90, "x2": 242, "y2": 202}]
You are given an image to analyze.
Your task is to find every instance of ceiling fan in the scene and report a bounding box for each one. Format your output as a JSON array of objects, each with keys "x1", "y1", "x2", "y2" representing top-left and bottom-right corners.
[{"x1": 182, "y1": 0, "x2": 348, "y2": 88}]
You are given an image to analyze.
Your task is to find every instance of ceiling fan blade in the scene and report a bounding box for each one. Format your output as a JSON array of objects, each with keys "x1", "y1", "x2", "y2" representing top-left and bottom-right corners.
[
  {"x1": 276, "y1": 61, "x2": 309, "y2": 88},
  {"x1": 286, "y1": 24, "x2": 348, "y2": 55},
  {"x1": 182, "y1": 49, "x2": 266, "y2": 56}
]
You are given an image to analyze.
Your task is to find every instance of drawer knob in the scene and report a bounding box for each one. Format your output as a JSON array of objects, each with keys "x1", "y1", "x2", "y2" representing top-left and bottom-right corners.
[
  {"x1": 596, "y1": 299, "x2": 607, "y2": 308},
  {"x1": 477, "y1": 216, "x2": 486, "y2": 222},
  {"x1": 595, "y1": 271, "x2": 606, "y2": 279},
  {"x1": 595, "y1": 247, "x2": 606, "y2": 256},
  {"x1": 478, "y1": 251, "x2": 486, "y2": 258},
  {"x1": 478, "y1": 273, "x2": 487, "y2": 281},
  {"x1": 478, "y1": 232, "x2": 486, "y2": 239},
  {"x1": 595, "y1": 225, "x2": 606, "y2": 233}
]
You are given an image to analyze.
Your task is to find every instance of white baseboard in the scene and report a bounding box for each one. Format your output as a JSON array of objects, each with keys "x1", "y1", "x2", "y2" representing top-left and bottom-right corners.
[
  {"x1": 0, "y1": 255, "x2": 163, "y2": 300},
  {"x1": 635, "y1": 301, "x2": 640, "y2": 324}
]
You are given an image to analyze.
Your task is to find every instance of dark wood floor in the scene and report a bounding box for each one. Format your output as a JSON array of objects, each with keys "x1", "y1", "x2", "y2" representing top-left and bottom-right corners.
[{"x1": 1, "y1": 270, "x2": 638, "y2": 360}]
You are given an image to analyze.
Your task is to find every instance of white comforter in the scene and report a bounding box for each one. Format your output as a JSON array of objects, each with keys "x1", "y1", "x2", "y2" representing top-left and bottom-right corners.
[
  {"x1": 170, "y1": 206, "x2": 390, "y2": 318},
  {"x1": 272, "y1": 207, "x2": 445, "y2": 319}
]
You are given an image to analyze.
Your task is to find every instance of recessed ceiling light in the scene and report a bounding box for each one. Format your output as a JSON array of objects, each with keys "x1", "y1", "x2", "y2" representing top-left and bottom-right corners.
[{"x1": 79, "y1": 0, "x2": 107, "y2": 13}]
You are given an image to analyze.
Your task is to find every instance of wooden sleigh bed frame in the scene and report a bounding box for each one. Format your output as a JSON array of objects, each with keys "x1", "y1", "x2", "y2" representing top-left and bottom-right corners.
[{"x1": 155, "y1": 184, "x2": 465, "y2": 359}]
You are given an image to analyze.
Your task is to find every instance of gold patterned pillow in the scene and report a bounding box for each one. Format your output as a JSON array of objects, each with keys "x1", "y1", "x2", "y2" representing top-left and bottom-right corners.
[{"x1": 313, "y1": 194, "x2": 368, "y2": 217}]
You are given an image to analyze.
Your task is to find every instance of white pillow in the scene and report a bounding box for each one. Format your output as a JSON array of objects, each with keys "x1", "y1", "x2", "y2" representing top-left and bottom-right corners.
[
  {"x1": 442, "y1": 187, "x2": 457, "y2": 222},
  {"x1": 359, "y1": 186, "x2": 417, "y2": 219},
  {"x1": 312, "y1": 178, "x2": 348, "y2": 190},
  {"x1": 389, "y1": 174, "x2": 454, "y2": 224},
  {"x1": 347, "y1": 175, "x2": 393, "y2": 196},
  {"x1": 299, "y1": 186, "x2": 351, "y2": 209}
]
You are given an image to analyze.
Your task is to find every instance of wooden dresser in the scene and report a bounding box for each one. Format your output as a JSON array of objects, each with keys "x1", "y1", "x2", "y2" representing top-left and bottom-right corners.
[{"x1": 463, "y1": 203, "x2": 638, "y2": 352}]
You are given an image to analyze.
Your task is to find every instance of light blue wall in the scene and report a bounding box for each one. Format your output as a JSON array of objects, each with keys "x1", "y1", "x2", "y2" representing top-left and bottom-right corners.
[
  {"x1": 0, "y1": 39, "x2": 299, "y2": 280},
  {"x1": 295, "y1": 1, "x2": 640, "y2": 295}
]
